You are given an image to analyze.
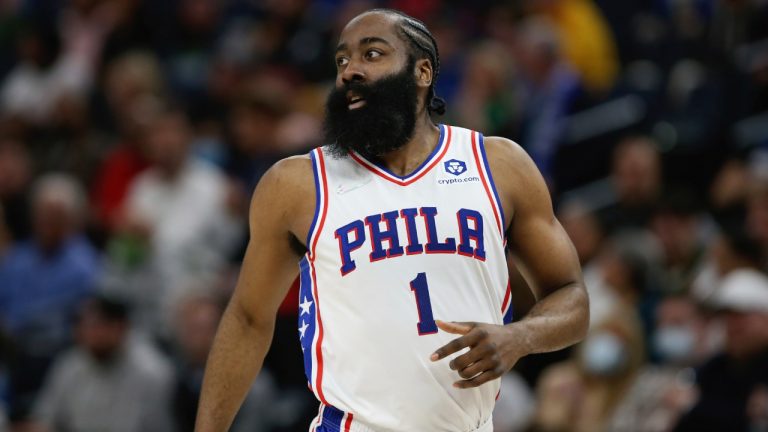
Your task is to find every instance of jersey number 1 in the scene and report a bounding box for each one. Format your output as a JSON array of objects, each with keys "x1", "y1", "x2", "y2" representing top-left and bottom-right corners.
[{"x1": 410, "y1": 272, "x2": 438, "y2": 335}]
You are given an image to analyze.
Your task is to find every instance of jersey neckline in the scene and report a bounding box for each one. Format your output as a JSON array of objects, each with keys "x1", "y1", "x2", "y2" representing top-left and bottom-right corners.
[{"x1": 348, "y1": 124, "x2": 451, "y2": 186}]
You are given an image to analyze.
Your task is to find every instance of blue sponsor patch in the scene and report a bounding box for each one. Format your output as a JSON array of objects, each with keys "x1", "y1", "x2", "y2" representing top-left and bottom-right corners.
[{"x1": 444, "y1": 159, "x2": 467, "y2": 176}]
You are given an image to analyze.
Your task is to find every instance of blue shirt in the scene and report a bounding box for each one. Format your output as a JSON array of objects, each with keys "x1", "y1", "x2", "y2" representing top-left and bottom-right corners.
[{"x1": 0, "y1": 236, "x2": 101, "y2": 353}]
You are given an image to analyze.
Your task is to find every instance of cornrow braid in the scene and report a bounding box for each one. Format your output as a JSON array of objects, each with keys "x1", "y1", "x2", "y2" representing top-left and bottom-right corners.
[{"x1": 369, "y1": 9, "x2": 447, "y2": 116}]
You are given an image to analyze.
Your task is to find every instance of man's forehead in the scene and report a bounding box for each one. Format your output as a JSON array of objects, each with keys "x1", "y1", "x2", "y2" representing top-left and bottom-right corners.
[{"x1": 338, "y1": 11, "x2": 401, "y2": 48}]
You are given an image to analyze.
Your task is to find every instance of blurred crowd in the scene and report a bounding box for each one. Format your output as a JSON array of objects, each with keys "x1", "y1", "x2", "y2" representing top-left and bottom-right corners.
[{"x1": 0, "y1": 0, "x2": 767, "y2": 431}]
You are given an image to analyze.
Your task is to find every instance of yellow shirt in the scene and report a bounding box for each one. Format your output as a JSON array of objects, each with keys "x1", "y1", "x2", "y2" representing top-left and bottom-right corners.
[{"x1": 544, "y1": 0, "x2": 620, "y2": 94}]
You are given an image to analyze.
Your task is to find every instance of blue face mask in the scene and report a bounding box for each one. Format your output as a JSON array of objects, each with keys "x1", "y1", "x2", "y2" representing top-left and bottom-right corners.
[
  {"x1": 581, "y1": 332, "x2": 628, "y2": 377},
  {"x1": 653, "y1": 326, "x2": 695, "y2": 364}
]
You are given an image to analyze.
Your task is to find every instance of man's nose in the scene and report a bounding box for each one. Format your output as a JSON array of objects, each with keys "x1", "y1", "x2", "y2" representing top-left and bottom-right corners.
[{"x1": 340, "y1": 59, "x2": 365, "y2": 85}]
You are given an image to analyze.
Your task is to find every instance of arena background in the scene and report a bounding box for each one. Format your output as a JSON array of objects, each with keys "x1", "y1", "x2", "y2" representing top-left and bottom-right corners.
[{"x1": 1, "y1": 0, "x2": 767, "y2": 431}]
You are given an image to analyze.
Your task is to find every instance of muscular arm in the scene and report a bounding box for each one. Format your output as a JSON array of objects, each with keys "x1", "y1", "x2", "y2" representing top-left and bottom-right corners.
[
  {"x1": 508, "y1": 251, "x2": 537, "y2": 320},
  {"x1": 433, "y1": 137, "x2": 588, "y2": 387},
  {"x1": 195, "y1": 156, "x2": 315, "y2": 432},
  {"x1": 492, "y1": 136, "x2": 589, "y2": 353}
]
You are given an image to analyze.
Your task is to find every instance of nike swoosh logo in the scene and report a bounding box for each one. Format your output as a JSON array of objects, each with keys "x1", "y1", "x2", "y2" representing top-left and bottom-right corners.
[{"x1": 336, "y1": 177, "x2": 372, "y2": 194}]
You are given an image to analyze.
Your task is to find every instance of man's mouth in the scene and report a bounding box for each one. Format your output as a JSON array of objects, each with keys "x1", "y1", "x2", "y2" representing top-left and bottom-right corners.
[{"x1": 347, "y1": 92, "x2": 366, "y2": 110}]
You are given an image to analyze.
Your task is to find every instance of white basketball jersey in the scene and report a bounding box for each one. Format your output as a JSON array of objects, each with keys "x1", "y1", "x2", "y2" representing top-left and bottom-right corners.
[{"x1": 297, "y1": 124, "x2": 512, "y2": 432}]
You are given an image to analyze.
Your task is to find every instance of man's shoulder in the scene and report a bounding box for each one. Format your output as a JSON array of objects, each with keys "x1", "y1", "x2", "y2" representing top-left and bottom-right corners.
[
  {"x1": 45, "y1": 348, "x2": 92, "y2": 381},
  {"x1": 0, "y1": 240, "x2": 36, "y2": 267},
  {"x1": 256, "y1": 153, "x2": 314, "y2": 193},
  {"x1": 480, "y1": 136, "x2": 547, "y2": 197},
  {"x1": 62, "y1": 237, "x2": 101, "y2": 272},
  {"x1": 247, "y1": 152, "x2": 316, "y2": 225},
  {"x1": 125, "y1": 336, "x2": 175, "y2": 383},
  {"x1": 461, "y1": 133, "x2": 552, "y2": 224},
  {"x1": 480, "y1": 136, "x2": 530, "y2": 171},
  {"x1": 268, "y1": 153, "x2": 314, "y2": 175},
  {"x1": 439, "y1": 125, "x2": 531, "y2": 175}
]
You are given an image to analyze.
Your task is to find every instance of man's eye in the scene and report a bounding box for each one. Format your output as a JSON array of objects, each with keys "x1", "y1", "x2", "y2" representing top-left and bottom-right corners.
[
  {"x1": 365, "y1": 50, "x2": 382, "y2": 59},
  {"x1": 336, "y1": 57, "x2": 349, "y2": 66}
]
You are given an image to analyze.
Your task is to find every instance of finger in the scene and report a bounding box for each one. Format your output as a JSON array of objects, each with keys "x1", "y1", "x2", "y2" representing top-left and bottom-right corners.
[
  {"x1": 435, "y1": 320, "x2": 473, "y2": 335},
  {"x1": 431, "y1": 334, "x2": 474, "y2": 361},
  {"x1": 454, "y1": 368, "x2": 503, "y2": 389},
  {"x1": 449, "y1": 343, "x2": 493, "y2": 371},
  {"x1": 457, "y1": 358, "x2": 495, "y2": 380}
]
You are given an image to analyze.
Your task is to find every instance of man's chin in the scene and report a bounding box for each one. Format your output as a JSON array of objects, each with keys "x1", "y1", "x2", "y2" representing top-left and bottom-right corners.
[{"x1": 324, "y1": 110, "x2": 415, "y2": 158}]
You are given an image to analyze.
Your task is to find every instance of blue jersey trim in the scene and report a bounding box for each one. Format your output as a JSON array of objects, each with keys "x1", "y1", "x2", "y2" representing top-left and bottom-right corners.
[
  {"x1": 478, "y1": 134, "x2": 507, "y2": 236},
  {"x1": 306, "y1": 149, "x2": 323, "y2": 250},
  {"x1": 503, "y1": 300, "x2": 514, "y2": 325},
  {"x1": 366, "y1": 124, "x2": 446, "y2": 180},
  {"x1": 298, "y1": 256, "x2": 315, "y2": 386}
]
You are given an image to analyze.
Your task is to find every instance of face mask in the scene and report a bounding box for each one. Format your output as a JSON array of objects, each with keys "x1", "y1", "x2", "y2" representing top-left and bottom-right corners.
[
  {"x1": 653, "y1": 325, "x2": 695, "y2": 364},
  {"x1": 581, "y1": 332, "x2": 628, "y2": 377}
]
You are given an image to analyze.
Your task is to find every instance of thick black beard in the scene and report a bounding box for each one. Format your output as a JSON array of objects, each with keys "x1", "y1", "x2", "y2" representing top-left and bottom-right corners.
[{"x1": 323, "y1": 58, "x2": 418, "y2": 159}]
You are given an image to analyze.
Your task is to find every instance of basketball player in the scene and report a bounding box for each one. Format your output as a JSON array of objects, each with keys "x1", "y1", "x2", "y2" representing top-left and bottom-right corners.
[{"x1": 196, "y1": 9, "x2": 588, "y2": 432}]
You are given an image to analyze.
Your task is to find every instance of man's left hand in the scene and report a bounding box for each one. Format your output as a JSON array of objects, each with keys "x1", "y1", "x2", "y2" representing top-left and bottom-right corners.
[{"x1": 430, "y1": 320, "x2": 528, "y2": 389}]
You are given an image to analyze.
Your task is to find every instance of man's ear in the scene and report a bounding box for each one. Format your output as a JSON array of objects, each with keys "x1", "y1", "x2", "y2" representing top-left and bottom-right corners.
[{"x1": 415, "y1": 58, "x2": 433, "y2": 89}]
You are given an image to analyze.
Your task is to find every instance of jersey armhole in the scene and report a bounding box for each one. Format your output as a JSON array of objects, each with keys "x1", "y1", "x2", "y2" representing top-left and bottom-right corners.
[
  {"x1": 306, "y1": 148, "x2": 329, "y2": 258},
  {"x1": 472, "y1": 132, "x2": 507, "y2": 241}
]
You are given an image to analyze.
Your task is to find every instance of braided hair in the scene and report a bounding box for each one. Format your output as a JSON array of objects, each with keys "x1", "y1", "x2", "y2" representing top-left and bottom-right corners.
[{"x1": 368, "y1": 9, "x2": 447, "y2": 116}]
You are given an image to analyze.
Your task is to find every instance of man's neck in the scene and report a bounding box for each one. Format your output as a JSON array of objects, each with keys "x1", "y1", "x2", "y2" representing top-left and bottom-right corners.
[{"x1": 375, "y1": 115, "x2": 440, "y2": 177}]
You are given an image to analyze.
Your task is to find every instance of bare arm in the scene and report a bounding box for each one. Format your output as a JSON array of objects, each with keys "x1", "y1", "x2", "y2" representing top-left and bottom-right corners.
[
  {"x1": 432, "y1": 137, "x2": 588, "y2": 388},
  {"x1": 496, "y1": 136, "x2": 589, "y2": 354},
  {"x1": 508, "y1": 251, "x2": 537, "y2": 320},
  {"x1": 195, "y1": 156, "x2": 315, "y2": 432}
]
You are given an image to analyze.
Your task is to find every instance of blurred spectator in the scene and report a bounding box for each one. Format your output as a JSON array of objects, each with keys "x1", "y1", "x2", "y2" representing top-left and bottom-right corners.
[
  {"x1": 97, "y1": 0, "x2": 158, "y2": 66},
  {"x1": 492, "y1": 372, "x2": 536, "y2": 432},
  {"x1": 250, "y1": 0, "x2": 336, "y2": 83},
  {"x1": 171, "y1": 293, "x2": 282, "y2": 432},
  {"x1": 599, "y1": 136, "x2": 662, "y2": 233},
  {"x1": 714, "y1": 219, "x2": 764, "y2": 278},
  {"x1": 171, "y1": 293, "x2": 221, "y2": 431},
  {"x1": 454, "y1": 40, "x2": 516, "y2": 135},
  {"x1": 601, "y1": 229, "x2": 666, "y2": 344},
  {"x1": 0, "y1": 173, "x2": 100, "y2": 420},
  {"x1": 0, "y1": 21, "x2": 63, "y2": 126},
  {"x1": 661, "y1": 58, "x2": 723, "y2": 150},
  {"x1": 747, "y1": 152, "x2": 768, "y2": 257},
  {"x1": 115, "y1": 105, "x2": 242, "y2": 331},
  {"x1": 710, "y1": 158, "x2": 749, "y2": 210},
  {"x1": 31, "y1": 293, "x2": 175, "y2": 432},
  {"x1": 691, "y1": 208, "x2": 764, "y2": 308},
  {"x1": 527, "y1": 0, "x2": 619, "y2": 96},
  {"x1": 29, "y1": 93, "x2": 109, "y2": 188},
  {"x1": 651, "y1": 190, "x2": 706, "y2": 295},
  {"x1": 534, "y1": 310, "x2": 645, "y2": 432},
  {"x1": 608, "y1": 296, "x2": 709, "y2": 432},
  {"x1": 161, "y1": 0, "x2": 223, "y2": 109},
  {"x1": 55, "y1": 0, "x2": 122, "y2": 95},
  {"x1": 424, "y1": 11, "x2": 465, "y2": 109},
  {"x1": 534, "y1": 230, "x2": 652, "y2": 432},
  {"x1": 225, "y1": 71, "x2": 299, "y2": 193},
  {"x1": 674, "y1": 269, "x2": 768, "y2": 432},
  {"x1": 0, "y1": 138, "x2": 32, "y2": 242},
  {"x1": 559, "y1": 201, "x2": 614, "y2": 328},
  {"x1": 601, "y1": 231, "x2": 662, "y2": 307},
  {"x1": 91, "y1": 51, "x2": 164, "y2": 231},
  {"x1": 1, "y1": 7, "x2": 106, "y2": 128},
  {"x1": 511, "y1": 16, "x2": 580, "y2": 181}
]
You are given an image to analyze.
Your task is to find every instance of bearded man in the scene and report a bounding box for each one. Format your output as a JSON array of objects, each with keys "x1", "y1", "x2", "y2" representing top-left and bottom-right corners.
[{"x1": 196, "y1": 9, "x2": 589, "y2": 432}]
